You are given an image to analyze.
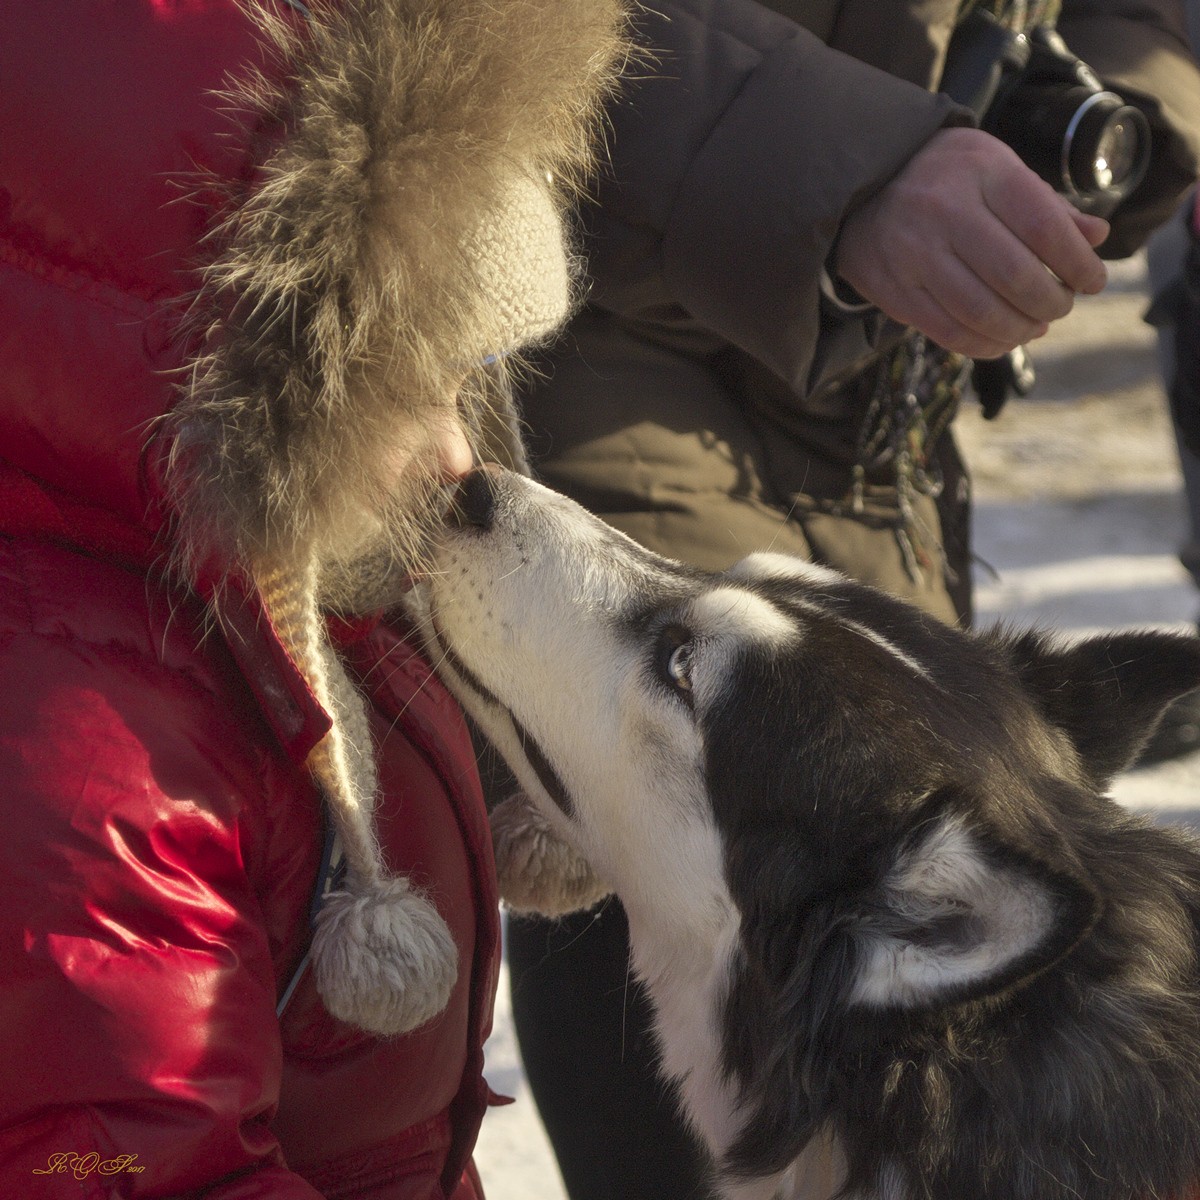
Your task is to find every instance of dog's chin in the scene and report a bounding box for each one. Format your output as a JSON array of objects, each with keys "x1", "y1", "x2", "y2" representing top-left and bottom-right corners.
[
  {"x1": 421, "y1": 607, "x2": 480, "y2": 694},
  {"x1": 411, "y1": 599, "x2": 612, "y2": 919}
]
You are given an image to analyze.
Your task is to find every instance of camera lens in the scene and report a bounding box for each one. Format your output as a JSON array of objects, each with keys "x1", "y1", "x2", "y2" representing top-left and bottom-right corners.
[
  {"x1": 942, "y1": 17, "x2": 1156, "y2": 217},
  {"x1": 987, "y1": 82, "x2": 1151, "y2": 214},
  {"x1": 1094, "y1": 120, "x2": 1135, "y2": 189},
  {"x1": 1065, "y1": 91, "x2": 1150, "y2": 199}
]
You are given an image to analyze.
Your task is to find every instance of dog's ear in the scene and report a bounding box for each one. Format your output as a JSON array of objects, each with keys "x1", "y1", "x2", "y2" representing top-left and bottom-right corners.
[
  {"x1": 722, "y1": 809, "x2": 1098, "y2": 1180},
  {"x1": 848, "y1": 811, "x2": 1098, "y2": 1010},
  {"x1": 998, "y1": 629, "x2": 1200, "y2": 786}
]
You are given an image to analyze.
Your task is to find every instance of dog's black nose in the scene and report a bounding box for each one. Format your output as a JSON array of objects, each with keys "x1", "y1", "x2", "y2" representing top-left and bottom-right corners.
[{"x1": 453, "y1": 465, "x2": 498, "y2": 529}]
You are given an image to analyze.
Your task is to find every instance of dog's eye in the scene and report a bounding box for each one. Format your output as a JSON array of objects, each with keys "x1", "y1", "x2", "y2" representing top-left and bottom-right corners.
[
  {"x1": 656, "y1": 626, "x2": 694, "y2": 698},
  {"x1": 667, "y1": 644, "x2": 692, "y2": 689}
]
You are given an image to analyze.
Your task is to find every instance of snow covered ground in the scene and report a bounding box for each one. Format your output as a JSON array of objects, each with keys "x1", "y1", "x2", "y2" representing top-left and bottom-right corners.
[
  {"x1": 473, "y1": 252, "x2": 1200, "y2": 1199},
  {"x1": 960, "y1": 254, "x2": 1200, "y2": 815}
]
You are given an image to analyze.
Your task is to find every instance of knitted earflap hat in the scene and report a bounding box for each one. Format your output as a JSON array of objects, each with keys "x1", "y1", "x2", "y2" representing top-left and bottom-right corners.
[
  {"x1": 163, "y1": 0, "x2": 628, "y2": 1034},
  {"x1": 253, "y1": 173, "x2": 581, "y2": 1035}
]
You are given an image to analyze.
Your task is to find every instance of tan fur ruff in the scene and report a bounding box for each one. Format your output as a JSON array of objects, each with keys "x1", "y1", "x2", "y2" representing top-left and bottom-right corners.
[
  {"x1": 155, "y1": 0, "x2": 630, "y2": 1034},
  {"x1": 164, "y1": 0, "x2": 629, "y2": 582}
]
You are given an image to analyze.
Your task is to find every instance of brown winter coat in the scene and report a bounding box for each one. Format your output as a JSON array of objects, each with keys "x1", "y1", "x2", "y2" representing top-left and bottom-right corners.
[{"x1": 518, "y1": 0, "x2": 1200, "y2": 621}]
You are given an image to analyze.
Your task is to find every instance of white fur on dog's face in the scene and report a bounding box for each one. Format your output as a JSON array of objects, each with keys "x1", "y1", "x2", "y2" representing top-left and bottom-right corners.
[{"x1": 418, "y1": 473, "x2": 752, "y2": 937}]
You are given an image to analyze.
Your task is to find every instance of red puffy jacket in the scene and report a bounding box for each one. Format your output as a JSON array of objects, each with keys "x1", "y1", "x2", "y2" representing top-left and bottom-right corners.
[{"x1": 0, "y1": 4, "x2": 506, "y2": 1196}]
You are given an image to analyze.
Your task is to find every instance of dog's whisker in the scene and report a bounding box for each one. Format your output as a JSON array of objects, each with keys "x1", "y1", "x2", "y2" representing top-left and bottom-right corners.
[
  {"x1": 620, "y1": 944, "x2": 635, "y2": 1065},
  {"x1": 762, "y1": 494, "x2": 803, "y2": 558}
]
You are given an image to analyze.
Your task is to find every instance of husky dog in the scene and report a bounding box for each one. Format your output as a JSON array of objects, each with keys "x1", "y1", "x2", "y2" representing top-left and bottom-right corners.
[{"x1": 414, "y1": 465, "x2": 1200, "y2": 1200}]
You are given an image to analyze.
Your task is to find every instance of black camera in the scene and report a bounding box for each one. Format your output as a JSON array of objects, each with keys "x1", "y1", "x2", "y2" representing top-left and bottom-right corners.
[{"x1": 940, "y1": 10, "x2": 1151, "y2": 218}]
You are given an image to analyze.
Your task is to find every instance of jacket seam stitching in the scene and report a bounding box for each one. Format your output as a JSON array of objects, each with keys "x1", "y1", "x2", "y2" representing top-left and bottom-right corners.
[
  {"x1": 0, "y1": 240, "x2": 162, "y2": 317},
  {"x1": 5, "y1": 598, "x2": 232, "y2": 714}
]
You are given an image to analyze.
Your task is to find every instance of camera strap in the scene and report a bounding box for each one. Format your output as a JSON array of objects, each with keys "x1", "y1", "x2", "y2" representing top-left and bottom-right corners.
[{"x1": 808, "y1": 333, "x2": 971, "y2": 590}]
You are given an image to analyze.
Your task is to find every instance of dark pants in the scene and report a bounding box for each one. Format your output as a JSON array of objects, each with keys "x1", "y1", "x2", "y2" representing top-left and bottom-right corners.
[
  {"x1": 1147, "y1": 192, "x2": 1200, "y2": 597},
  {"x1": 508, "y1": 904, "x2": 719, "y2": 1200}
]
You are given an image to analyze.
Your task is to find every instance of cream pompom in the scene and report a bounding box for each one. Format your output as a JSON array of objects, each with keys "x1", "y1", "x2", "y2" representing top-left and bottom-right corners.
[{"x1": 311, "y1": 876, "x2": 459, "y2": 1036}]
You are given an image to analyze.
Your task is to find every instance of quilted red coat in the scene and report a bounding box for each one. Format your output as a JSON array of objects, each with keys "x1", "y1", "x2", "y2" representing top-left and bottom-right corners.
[{"x1": 0, "y1": 0, "x2": 614, "y2": 1194}]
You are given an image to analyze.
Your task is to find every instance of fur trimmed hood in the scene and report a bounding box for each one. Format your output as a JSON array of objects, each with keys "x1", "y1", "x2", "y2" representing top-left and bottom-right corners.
[{"x1": 165, "y1": 0, "x2": 628, "y2": 588}]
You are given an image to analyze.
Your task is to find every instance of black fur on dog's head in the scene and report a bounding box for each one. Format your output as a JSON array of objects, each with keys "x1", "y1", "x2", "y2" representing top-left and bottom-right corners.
[{"x1": 716, "y1": 559, "x2": 1200, "y2": 1200}]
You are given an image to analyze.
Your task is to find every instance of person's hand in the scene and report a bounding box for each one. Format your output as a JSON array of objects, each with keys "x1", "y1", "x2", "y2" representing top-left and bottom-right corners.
[{"x1": 834, "y1": 126, "x2": 1111, "y2": 359}]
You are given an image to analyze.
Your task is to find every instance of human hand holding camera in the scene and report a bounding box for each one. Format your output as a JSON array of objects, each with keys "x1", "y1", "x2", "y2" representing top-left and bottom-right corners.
[{"x1": 835, "y1": 126, "x2": 1110, "y2": 360}]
